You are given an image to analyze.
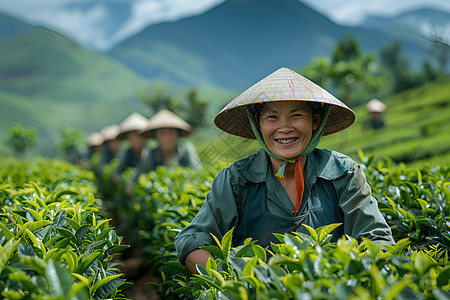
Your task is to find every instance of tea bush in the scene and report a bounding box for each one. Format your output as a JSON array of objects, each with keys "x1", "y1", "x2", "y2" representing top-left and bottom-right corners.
[
  {"x1": 126, "y1": 152, "x2": 449, "y2": 299},
  {"x1": 0, "y1": 156, "x2": 129, "y2": 299},
  {"x1": 2, "y1": 152, "x2": 449, "y2": 299}
]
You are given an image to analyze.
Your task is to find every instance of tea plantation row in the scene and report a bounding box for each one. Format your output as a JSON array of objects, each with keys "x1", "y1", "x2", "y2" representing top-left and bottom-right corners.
[
  {"x1": 0, "y1": 156, "x2": 129, "y2": 299},
  {"x1": 1, "y1": 153, "x2": 449, "y2": 299}
]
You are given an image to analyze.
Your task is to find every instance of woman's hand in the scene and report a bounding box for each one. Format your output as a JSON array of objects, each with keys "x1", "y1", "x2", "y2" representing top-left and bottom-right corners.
[{"x1": 185, "y1": 249, "x2": 213, "y2": 274}]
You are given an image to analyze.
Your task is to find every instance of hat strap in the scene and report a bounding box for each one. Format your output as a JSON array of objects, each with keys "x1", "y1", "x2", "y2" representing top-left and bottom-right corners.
[{"x1": 246, "y1": 104, "x2": 331, "y2": 178}]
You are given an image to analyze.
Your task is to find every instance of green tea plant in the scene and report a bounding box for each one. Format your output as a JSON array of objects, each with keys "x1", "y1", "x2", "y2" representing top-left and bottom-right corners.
[
  {"x1": 0, "y1": 156, "x2": 130, "y2": 299},
  {"x1": 133, "y1": 165, "x2": 219, "y2": 268},
  {"x1": 358, "y1": 150, "x2": 450, "y2": 252},
  {"x1": 168, "y1": 228, "x2": 450, "y2": 299},
  {"x1": 124, "y1": 153, "x2": 450, "y2": 299}
]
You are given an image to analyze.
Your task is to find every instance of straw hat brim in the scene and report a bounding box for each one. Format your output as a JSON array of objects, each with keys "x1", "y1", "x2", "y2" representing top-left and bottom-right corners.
[
  {"x1": 141, "y1": 109, "x2": 192, "y2": 138},
  {"x1": 100, "y1": 125, "x2": 121, "y2": 142},
  {"x1": 214, "y1": 67, "x2": 355, "y2": 139},
  {"x1": 87, "y1": 132, "x2": 104, "y2": 147},
  {"x1": 366, "y1": 99, "x2": 387, "y2": 113},
  {"x1": 117, "y1": 112, "x2": 149, "y2": 139}
]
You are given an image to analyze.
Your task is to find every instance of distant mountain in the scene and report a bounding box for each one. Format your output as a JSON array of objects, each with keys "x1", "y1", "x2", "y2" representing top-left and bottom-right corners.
[
  {"x1": 108, "y1": 0, "x2": 341, "y2": 90},
  {"x1": 360, "y1": 8, "x2": 450, "y2": 41},
  {"x1": 0, "y1": 22, "x2": 232, "y2": 155},
  {"x1": 0, "y1": 27, "x2": 149, "y2": 103},
  {"x1": 0, "y1": 26, "x2": 150, "y2": 155},
  {"x1": 107, "y1": 0, "x2": 431, "y2": 90},
  {"x1": 0, "y1": 12, "x2": 34, "y2": 40}
]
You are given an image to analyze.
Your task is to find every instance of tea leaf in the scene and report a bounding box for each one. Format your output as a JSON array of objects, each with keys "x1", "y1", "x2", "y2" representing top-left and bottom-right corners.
[
  {"x1": 91, "y1": 274, "x2": 124, "y2": 298},
  {"x1": 28, "y1": 220, "x2": 52, "y2": 232},
  {"x1": 436, "y1": 266, "x2": 450, "y2": 287},
  {"x1": 0, "y1": 239, "x2": 20, "y2": 273},
  {"x1": 252, "y1": 244, "x2": 266, "y2": 262},
  {"x1": 301, "y1": 224, "x2": 318, "y2": 242},
  {"x1": 20, "y1": 255, "x2": 46, "y2": 275},
  {"x1": 75, "y1": 225, "x2": 89, "y2": 245},
  {"x1": 317, "y1": 223, "x2": 342, "y2": 244},
  {"x1": 75, "y1": 251, "x2": 102, "y2": 274},
  {"x1": 0, "y1": 222, "x2": 14, "y2": 241},
  {"x1": 242, "y1": 257, "x2": 257, "y2": 277},
  {"x1": 236, "y1": 243, "x2": 254, "y2": 258},
  {"x1": 222, "y1": 228, "x2": 233, "y2": 260},
  {"x1": 24, "y1": 228, "x2": 40, "y2": 247},
  {"x1": 53, "y1": 210, "x2": 67, "y2": 228},
  {"x1": 209, "y1": 269, "x2": 225, "y2": 286},
  {"x1": 46, "y1": 260, "x2": 72, "y2": 298}
]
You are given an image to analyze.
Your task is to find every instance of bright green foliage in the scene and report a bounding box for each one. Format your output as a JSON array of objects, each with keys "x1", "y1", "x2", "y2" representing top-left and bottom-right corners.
[
  {"x1": 133, "y1": 165, "x2": 219, "y2": 264},
  {"x1": 58, "y1": 126, "x2": 86, "y2": 164},
  {"x1": 157, "y1": 230, "x2": 449, "y2": 300},
  {"x1": 359, "y1": 151, "x2": 450, "y2": 252},
  {"x1": 0, "y1": 156, "x2": 129, "y2": 299},
  {"x1": 124, "y1": 154, "x2": 449, "y2": 299},
  {"x1": 302, "y1": 33, "x2": 386, "y2": 106},
  {"x1": 318, "y1": 76, "x2": 450, "y2": 169},
  {"x1": 5, "y1": 123, "x2": 37, "y2": 155},
  {"x1": 3, "y1": 147, "x2": 449, "y2": 299}
]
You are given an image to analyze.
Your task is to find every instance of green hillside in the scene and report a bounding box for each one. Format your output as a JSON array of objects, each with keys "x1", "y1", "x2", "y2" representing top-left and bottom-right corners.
[
  {"x1": 190, "y1": 76, "x2": 450, "y2": 169},
  {"x1": 319, "y1": 76, "x2": 450, "y2": 168},
  {"x1": 0, "y1": 27, "x2": 149, "y2": 102},
  {"x1": 0, "y1": 26, "x2": 233, "y2": 156}
]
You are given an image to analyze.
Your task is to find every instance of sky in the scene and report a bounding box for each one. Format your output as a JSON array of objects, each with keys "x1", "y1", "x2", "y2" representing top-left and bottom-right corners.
[{"x1": 0, "y1": 0, "x2": 449, "y2": 51}]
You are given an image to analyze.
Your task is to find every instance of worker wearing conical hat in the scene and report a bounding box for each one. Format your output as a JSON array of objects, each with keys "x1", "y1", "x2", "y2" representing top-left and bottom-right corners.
[
  {"x1": 130, "y1": 109, "x2": 201, "y2": 183},
  {"x1": 87, "y1": 132, "x2": 104, "y2": 151},
  {"x1": 365, "y1": 99, "x2": 387, "y2": 130},
  {"x1": 174, "y1": 67, "x2": 394, "y2": 274},
  {"x1": 100, "y1": 124, "x2": 122, "y2": 166},
  {"x1": 112, "y1": 112, "x2": 150, "y2": 184}
]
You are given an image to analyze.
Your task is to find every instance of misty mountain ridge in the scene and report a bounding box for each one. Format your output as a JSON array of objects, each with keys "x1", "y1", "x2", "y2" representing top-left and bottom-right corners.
[
  {"x1": 0, "y1": 1, "x2": 448, "y2": 155},
  {"x1": 107, "y1": 0, "x2": 448, "y2": 90},
  {"x1": 359, "y1": 8, "x2": 450, "y2": 44}
]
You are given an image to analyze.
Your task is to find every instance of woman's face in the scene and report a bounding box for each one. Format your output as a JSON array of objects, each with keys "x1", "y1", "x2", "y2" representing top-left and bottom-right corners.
[
  {"x1": 127, "y1": 131, "x2": 146, "y2": 151},
  {"x1": 155, "y1": 128, "x2": 178, "y2": 152},
  {"x1": 259, "y1": 101, "x2": 321, "y2": 160}
]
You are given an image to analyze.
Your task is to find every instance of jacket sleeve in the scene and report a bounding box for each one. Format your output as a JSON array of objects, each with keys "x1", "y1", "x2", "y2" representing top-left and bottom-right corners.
[
  {"x1": 335, "y1": 157, "x2": 395, "y2": 246},
  {"x1": 174, "y1": 167, "x2": 239, "y2": 264}
]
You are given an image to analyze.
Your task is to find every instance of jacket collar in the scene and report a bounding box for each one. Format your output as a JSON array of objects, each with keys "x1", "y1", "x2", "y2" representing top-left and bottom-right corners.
[{"x1": 236, "y1": 148, "x2": 348, "y2": 184}]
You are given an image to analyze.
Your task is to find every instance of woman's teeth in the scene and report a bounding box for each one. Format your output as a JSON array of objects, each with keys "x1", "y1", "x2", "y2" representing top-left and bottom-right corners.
[{"x1": 277, "y1": 138, "x2": 296, "y2": 144}]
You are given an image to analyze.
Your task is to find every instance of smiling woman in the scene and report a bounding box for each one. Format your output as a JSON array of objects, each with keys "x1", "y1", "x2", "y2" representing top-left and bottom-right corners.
[{"x1": 174, "y1": 67, "x2": 395, "y2": 274}]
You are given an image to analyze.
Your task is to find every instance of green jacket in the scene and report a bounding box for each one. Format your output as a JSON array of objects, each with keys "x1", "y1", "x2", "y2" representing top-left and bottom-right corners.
[{"x1": 175, "y1": 148, "x2": 394, "y2": 264}]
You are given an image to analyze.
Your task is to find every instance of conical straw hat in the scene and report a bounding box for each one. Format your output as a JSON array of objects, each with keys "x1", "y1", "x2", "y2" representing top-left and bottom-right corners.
[
  {"x1": 87, "y1": 132, "x2": 104, "y2": 147},
  {"x1": 366, "y1": 99, "x2": 387, "y2": 113},
  {"x1": 214, "y1": 67, "x2": 355, "y2": 139},
  {"x1": 100, "y1": 124, "x2": 120, "y2": 142},
  {"x1": 141, "y1": 109, "x2": 192, "y2": 138},
  {"x1": 118, "y1": 112, "x2": 149, "y2": 139}
]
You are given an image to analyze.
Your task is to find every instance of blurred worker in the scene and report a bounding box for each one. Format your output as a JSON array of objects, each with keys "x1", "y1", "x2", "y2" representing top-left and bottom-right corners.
[
  {"x1": 129, "y1": 109, "x2": 201, "y2": 184},
  {"x1": 365, "y1": 99, "x2": 387, "y2": 130},
  {"x1": 112, "y1": 112, "x2": 149, "y2": 184},
  {"x1": 85, "y1": 131, "x2": 104, "y2": 176},
  {"x1": 100, "y1": 124, "x2": 122, "y2": 167}
]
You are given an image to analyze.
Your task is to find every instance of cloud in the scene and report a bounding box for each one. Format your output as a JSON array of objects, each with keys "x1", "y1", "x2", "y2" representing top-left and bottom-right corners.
[
  {"x1": 42, "y1": 4, "x2": 110, "y2": 49},
  {"x1": 301, "y1": 0, "x2": 450, "y2": 25},
  {"x1": 109, "y1": 0, "x2": 224, "y2": 48},
  {"x1": 0, "y1": 0, "x2": 112, "y2": 49},
  {"x1": 1, "y1": 0, "x2": 449, "y2": 50}
]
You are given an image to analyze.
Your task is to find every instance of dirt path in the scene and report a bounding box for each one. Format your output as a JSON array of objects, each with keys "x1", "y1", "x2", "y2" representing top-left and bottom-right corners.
[{"x1": 115, "y1": 248, "x2": 162, "y2": 300}]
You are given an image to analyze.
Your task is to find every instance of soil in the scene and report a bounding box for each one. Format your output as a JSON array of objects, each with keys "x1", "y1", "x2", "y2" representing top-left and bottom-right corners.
[{"x1": 114, "y1": 247, "x2": 162, "y2": 300}]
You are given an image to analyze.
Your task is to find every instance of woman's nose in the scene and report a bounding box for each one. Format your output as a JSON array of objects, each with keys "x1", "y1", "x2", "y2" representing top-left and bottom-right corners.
[{"x1": 277, "y1": 118, "x2": 293, "y2": 132}]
